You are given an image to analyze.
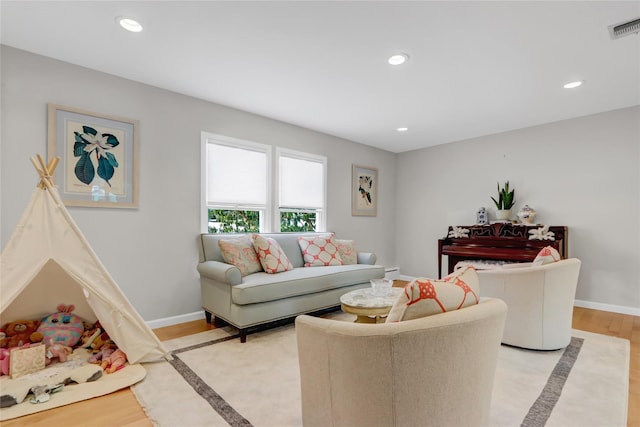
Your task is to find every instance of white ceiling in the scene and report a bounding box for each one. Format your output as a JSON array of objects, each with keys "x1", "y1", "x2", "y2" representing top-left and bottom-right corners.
[{"x1": 1, "y1": 1, "x2": 639, "y2": 153}]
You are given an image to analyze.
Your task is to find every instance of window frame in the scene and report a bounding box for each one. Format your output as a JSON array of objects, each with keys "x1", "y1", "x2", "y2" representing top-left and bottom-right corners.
[
  {"x1": 201, "y1": 132, "x2": 272, "y2": 232},
  {"x1": 201, "y1": 132, "x2": 327, "y2": 233},
  {"x1": 275, "y1": 147, "x2": 327, "y2": 232}
]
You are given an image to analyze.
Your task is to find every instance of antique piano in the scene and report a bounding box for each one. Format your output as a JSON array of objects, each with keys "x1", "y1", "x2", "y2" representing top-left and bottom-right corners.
[{"x1": 438, "y1": 223, "x2": 567, "y2": 278}]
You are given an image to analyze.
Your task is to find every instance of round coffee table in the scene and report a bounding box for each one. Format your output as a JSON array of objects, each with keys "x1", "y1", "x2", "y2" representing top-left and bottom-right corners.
[{"x1": 340, "y1": 287, "x2": 403, "y2": 323}]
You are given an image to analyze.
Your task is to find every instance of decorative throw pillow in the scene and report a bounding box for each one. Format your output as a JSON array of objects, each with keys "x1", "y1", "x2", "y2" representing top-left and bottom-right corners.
[
  {"x1": 218, "y1": 236, "x2": 263, "y2": 276},
  {"x1": 533, "y1": 246, "x2": 561, "y2": 266},
  {"x1": 252, "y1": 234, "x2": 294, "y2": 274},
  {"x1": 297, "y1": 235, "x2": 344, "y2": 267},
  {"x1": 385, "y1": 266, "x2": 480, "y2": 322},
  {"x1": 335, "y1": 239, "x2": 357, "y2": 265}
]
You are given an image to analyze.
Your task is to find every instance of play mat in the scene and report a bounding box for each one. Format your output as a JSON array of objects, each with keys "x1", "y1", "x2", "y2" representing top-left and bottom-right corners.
[{"x1": 0, "y1": 346, "x2": 146, "y2": 421}]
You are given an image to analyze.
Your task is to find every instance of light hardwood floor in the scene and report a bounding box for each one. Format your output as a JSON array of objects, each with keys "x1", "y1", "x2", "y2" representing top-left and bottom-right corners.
[{"x1": 1, "y1": 307, "x2": 638, "y2": 427}]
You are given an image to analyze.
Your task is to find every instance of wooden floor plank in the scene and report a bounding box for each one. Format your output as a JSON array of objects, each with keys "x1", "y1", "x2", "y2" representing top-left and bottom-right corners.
[
  {"x1": 608, "y1": 313, "x2": 624, "y2": 335},
  {"x1": 153, "y1": 319, "x2": 213, "y2": 341}
]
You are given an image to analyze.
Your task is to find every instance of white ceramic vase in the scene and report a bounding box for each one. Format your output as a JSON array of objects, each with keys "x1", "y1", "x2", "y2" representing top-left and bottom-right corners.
[{"x1": 495, "y1": 209, "x2": 511, "y2": 221}]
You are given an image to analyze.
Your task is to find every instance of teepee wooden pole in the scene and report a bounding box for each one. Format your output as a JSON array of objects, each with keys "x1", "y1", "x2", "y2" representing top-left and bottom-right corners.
[
  {"x1": 50, "y1": 156, "x2": 60, "y2": 175},
  {"x1": 36, "y1": 154, "x2": 48, "y2": 175},
  {"x1": 30, "y1": 157, "x2": 46, "y2": 189},
  {"x1": 31, "y1": 154, "x2": 60, "y2": 189},
  {"x1": 30, "y1": 157, "x2": 43, "y2": 176}
]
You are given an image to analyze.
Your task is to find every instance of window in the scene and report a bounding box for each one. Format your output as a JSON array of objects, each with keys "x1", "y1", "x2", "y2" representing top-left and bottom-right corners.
[
  {"x1": 202, "y1": 133, "x2": 326, "y2": 233},
  {"x1": 277, "y1": 148, "x2": 326, "y2": 232},
  {"x1": 203, "y1": 134, "x2": 271, "y2": 233}
]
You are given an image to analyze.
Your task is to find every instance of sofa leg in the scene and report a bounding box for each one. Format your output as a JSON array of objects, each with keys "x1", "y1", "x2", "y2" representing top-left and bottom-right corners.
[
  {"x1": 204, "y1": 311, "x2": 213, "y2": 324},
  {"x1": 239, "y1": 329, "x2": 247, "y2": 343},
  {"x1": 213, "y1": 316, "x2": 229, "y2": 328}
]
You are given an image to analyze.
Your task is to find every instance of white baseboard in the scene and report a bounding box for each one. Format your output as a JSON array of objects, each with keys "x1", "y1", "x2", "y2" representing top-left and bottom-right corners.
[
  {"x1": 146, "y1": 310, "x2": 205, "y2": 329},
  {"x1": 143, "y1": 293, "x2": 639, "y2": 331},
  {"x1": 574, "y1": 299, "x2": 640, "y2": 316},
  {"x1": 385, "y1": 267, "x2": 400, "y2": 280}
]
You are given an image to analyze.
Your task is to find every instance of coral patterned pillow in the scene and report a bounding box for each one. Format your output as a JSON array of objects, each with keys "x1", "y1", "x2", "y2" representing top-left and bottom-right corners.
[
  {"x1": 297, "y1": 235, "x2": 344, "y2": 267},
  {"x1": 533, "y1": 246, "x2": 561, "y2": 265},
  {"x1": 252, "y1": 234, "x2": 294, "y2": 274},
  {"x1": 218, "y1": 236, "x2": 263, "y2": 276},
  {"x1": 335, "y1": 239, "x2": 357, "y2": 265},
  {"x1": 385, "y1": 266, "x2": 480, "y2": 322}
]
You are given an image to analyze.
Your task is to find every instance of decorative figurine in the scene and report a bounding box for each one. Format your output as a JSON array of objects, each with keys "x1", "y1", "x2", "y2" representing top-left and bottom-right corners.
[
  {"x1": 517, "y1": 205, "x2": 537, "y2": 224},
  {"x1": 476, "y1": 207, "x2": 489, "y2": 225},
  {"x1": 448, "y1": 226, "x2": 470, "y2": 238}
]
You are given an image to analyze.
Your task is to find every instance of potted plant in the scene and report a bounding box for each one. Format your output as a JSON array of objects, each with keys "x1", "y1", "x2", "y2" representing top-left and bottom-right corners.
[{"x1": 491, "y1": 181, "x2": 515, "y2": 220}]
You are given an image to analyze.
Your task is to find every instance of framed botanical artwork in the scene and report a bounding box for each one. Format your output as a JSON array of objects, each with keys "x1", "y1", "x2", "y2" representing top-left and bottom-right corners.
[
  {"x1": 47, "y1": 104, "x2": 139, "y2": 208},
  {"x1": 351, "y1": 164, "x2": 378, "y2": 216}
]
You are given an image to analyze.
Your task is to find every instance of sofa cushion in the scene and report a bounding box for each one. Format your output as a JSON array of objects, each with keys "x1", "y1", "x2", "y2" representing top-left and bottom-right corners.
[
  {"x1": 252, "y1": 234, "x2": 294, "y2": 274},
  {"x1": 218, "y1": 236, "x2": 263, "y2": 276},
  {"x1": 335, "y1": 239, "x2": 358, "y2": 265},
  {"x1": 231, "y1": 264, "x2": 385, "y2": 305},
  {"x1": 386, "y1": 266, "x2": 480, "y2": 322},
  {"x1": 200, "y1": 232, "x2": 347, "y2": 268},
  {"x1": 298, "y1": 235, "x2": 344, "y2": 267},
  {"x1": 533, "y1": 246, "x2": 561, "y2": 265}
]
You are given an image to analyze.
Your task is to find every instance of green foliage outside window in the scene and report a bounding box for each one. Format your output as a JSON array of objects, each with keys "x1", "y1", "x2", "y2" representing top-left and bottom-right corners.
[
  {"x1": 280, "y1": 211, "x2": 316, "y2": 232},
  {"x1": 208, "y1": 209, "x2": 316, "y2": 233},
  {"x1": 208, "y1": 209, "x2": 259, "y2": 233}
]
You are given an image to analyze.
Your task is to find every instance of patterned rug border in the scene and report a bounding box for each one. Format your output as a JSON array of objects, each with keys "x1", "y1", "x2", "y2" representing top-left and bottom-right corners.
[
  {"x1": 520, "y1": 337, "x2": 584, "y2": 427},
  {"x1": 167, "y1": 328, "x2": 589, "y2": 427},
  {"x1": 169, "y1": 333, "x2": 253, "y2": 427}
]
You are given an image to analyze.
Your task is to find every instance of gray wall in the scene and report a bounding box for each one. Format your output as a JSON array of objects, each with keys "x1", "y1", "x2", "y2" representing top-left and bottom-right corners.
[
  {"x1": 3, "y1": 45, "x2": 638, "y2": 319},
  {"x1": 396, "y1": 106, "x2": 640, "y2": 312},
  {"x1": 1, "y1": 46, "x2": 398, "y2": 322}
]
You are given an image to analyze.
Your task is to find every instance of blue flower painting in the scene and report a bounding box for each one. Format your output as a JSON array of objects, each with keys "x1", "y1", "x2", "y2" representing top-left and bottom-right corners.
[{"x1": 73, "y1": 126, "x2": 120, "y2": 187}]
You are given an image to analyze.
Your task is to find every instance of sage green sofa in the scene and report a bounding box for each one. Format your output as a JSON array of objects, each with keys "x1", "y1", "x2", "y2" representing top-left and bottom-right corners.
[{"x1": 197, "y1": 232, "x2": 385, "y2": 342}]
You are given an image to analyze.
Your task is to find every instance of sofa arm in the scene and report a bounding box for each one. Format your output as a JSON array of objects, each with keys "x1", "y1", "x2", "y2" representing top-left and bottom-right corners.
[
  {"x1": 357, "y1": 252, "x2": 377, "y2": 265},
  {"x1": 197, "y1": 260, "x2": 242, "y2": 285}
]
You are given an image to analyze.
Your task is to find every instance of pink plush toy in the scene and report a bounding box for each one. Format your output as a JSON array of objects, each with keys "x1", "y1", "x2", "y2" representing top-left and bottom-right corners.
[
  {"x1": 103, "y1": 349, "x2": 127, "y2": 374},
  {"x1": 44, "y1": 341, "x2": 72, "y2": 365},
  {"x1": 37, "y1": 304, "x2": 84, "y2": 348},
  {"x1": 0, "y1": 348, "x2": 10, "y2": 376},
  {"x1": 89, "y1": 345, "x2": 115, "y2": 366}
]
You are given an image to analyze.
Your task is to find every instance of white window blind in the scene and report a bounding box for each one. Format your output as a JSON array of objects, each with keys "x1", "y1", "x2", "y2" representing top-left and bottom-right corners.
[
  {"x1": 207, "y1": 143, "x2": 267, "y2": 205},
  {"x1": 279, "y1": 154, "x2": 324, "y2": 209}
]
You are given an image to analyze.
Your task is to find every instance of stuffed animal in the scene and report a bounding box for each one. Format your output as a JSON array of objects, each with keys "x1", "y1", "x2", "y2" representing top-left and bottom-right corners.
[
  {"x1": 89, "y1": 327, "x2": 112, "y2": 354},
  {"x1": 103, "y1": 348, "x2": 127, "y2": 374},
  {"x1": 88, "y1": 339, "x2": 116, "y2": 365},
  {"x1": 0, "y1": 320, "x2": 44, "y2": 348},
  {"x1": 78, "y1": 321, "x2": 102, "y2": 349},
  {"x1": 44, "y1": 341, "x2": 72, "y2": 366},
  {"x1": 36, "y1": 304, "x2": 85, "y2": 348},
  {"x1": 0, "y1": 348, "x2": 9, "y2": 376}
]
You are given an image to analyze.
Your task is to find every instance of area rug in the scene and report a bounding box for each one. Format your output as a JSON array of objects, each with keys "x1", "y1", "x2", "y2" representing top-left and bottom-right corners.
[{"x1": 132, "y1": 314, "x2": 630, "y2": 427}]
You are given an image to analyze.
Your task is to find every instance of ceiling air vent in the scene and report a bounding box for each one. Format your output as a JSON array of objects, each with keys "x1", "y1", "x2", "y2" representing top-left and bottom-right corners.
[{"x1": 609, "y1": 17, "x2": 640, "y2": 40}]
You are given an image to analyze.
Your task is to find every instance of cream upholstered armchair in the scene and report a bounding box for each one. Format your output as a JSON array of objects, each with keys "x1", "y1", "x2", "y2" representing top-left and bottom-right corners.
[
  {"x1": 477, "y1": 258, "x2": 581, "y2": 350},
  {"x1": 295, "y1": 298, "x2": 507, "y2": 427}
]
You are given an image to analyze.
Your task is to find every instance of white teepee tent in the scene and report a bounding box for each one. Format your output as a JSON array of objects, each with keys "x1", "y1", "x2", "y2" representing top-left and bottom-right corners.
[{"x1": 0, "y1": 155, "x2": 168, "y2": 363}]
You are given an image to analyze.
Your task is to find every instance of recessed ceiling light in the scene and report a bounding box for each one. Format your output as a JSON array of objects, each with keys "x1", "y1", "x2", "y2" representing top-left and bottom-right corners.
[
  {"x1": 388, "y1": 53, "x2": 409, "y2": 66},
  {"x1": 397, "y1": 127, "x2": 409, "y2": 132},
  {"x1": 563, "y1": 81, "x2": 583, "y2": 89},
  {"x1": 117, "y1": 17, "x2": 143, "y2": 33}
]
